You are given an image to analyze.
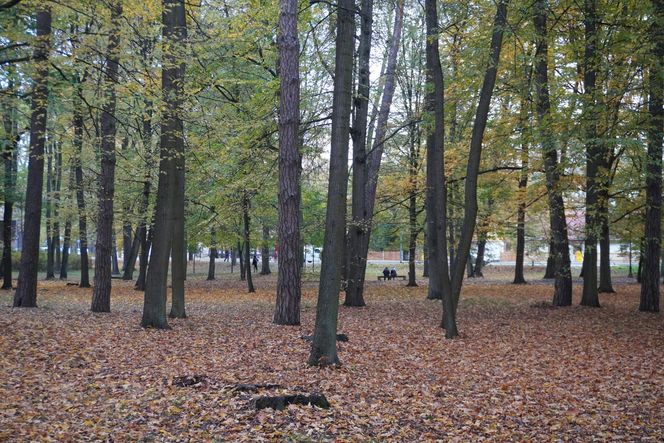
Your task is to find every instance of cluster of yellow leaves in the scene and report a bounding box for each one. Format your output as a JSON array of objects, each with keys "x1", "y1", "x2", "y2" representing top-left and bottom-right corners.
[{"x1": 0, "y1": 267, "x2": 662, "y2": 441}]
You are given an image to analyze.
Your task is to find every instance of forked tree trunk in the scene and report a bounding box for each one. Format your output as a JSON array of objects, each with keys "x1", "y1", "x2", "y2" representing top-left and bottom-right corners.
[
  {"x1": 345, "y1": 0, "x2": 373, "y2": 308},
  {"x1": 14, "y1": 8, "x2": 51, "y2": 308},
  {"x1": 345, "y1": 0, "x2": 404, "y2": 307},
  {"x1": 424, "y1": 0, "x2": 448, "y2": 305},
  {"x1": 308, "y1": 0, "x2": 354, "y2": 367},
  {"x1": 534, "y1": 0, "x2": 572, "y2": 306},
  {"x1": 142, "y1": 0, "x2": 187, "y2": 328},
  {"x1": 91, "y1": 0, "x2": 122, "y2": 313}
]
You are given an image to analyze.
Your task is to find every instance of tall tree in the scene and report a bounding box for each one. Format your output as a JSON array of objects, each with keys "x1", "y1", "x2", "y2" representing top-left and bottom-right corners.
[
  {"x1": 1, "y1": 70, "x2": 19, "y2": 290},
  {"x1": 274, "y1": 0, "x2": 302, "y2": 325},
  {"x1": 13, "y1": 7, "x2": 51, "y2": 308},
  {"x1": 446, "y1": 0, "x2": 509, "y2": 335},
  {"x1": 424, "y1": 0, "x2": 448, "y2": 307},
  {"x1": 142, "y1": 0, "x2": 187, "y2": 328},
  {"x1": 91, "y1": 0, "x2": 123, "y2": 313},
  {"x1": 344, "y1": 0, "x2": 373, "y2": 307},
  {"x1": 345, "y1": 0, "x2": 404, "y2": 307},
  {"x1": 581, "y1": 0, "x2": 601, "y2": 307},
  {"x1": 308, "y1": 0, "x2": 355, "y2": 366},
  {"x1": 533, "y1": 0, "x2": 572, "y2": 306},
  {"x1": 640, "y1": 0, "x2": 663, "y2": 313}
]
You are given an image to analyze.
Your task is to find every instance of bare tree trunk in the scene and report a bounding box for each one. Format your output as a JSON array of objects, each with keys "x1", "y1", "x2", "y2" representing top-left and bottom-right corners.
[
  {"x1": 142, "y1": 0, "x2": 187, "y2": 328},
  {"x1": 424, "y1": 0, "x2": 449, "y2": 307},
  {"x1": 91, "y1": 0, "x2": 122, "y2": 313},
  {"x1": 345, "y1": 0, "x2": 373, "y2": 307},
  {"x1": 111, "y1": 231, "x2": 120, "y2": 275},
  {"x1": 1, "y1": 74, "x2": 18, "y2": 290},
  {"x1": 169, "y1": 119, "x2": 186, "y2": 318},
  {"x1": 446, "y1": 0, "x2": 509, "y2": 335},
  {"x1": 581, "y1": 0, "x2": 600, "y2": 307},
  {"x1": 14, "y1": 8, "x2": 51, "y2": 308},
  {"x1": 308, "y1": 0, "x2": 354, "y2": 367},
  {"x1": 45, "y1": 142, "x2": 55, "y2": 280},
  {"x1": 514, "y1": 94, "x2": 530, "y2": 284},
  {"x1": 534, "y1": 0, "x2": 572, "y2": 306},
  {"x1": 346, "y1": 0, "x2": 405, "y2": 307},
  {"x1": 598, "y1": 212, "x2": 615, "y2": 292},
  {"x1": 238, "y1": 240, "x2": 245, "y2": 280},
  {"x1": 640, "y1": 0, "x2": 663, "y2": 312},
  {"x1": 134, "y1": 216, "x2": 153, "y2": 291},
  {"x1": 207, "y1": 228, "x2": 216, "y2": 281},
  {"x1": 475, "y1": 236, "x2": 486, "y2": 278},
  {"x1": 261, "y1": 225, "x2": 271, "y2": 275},
  {"x1": 243, "y1": 195, "x2": 255, "y2": 293}
]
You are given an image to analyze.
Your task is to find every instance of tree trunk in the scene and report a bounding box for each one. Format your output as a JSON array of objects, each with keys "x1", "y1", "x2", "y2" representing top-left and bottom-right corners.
[
  {"x1": 513, "y1": 95, "x2": 529, "y2": 284},
  {"x1": 72, "y1": 76, "x2": 90, "y2": 288},
  {"x1": 446, "y1": 0, "x2": 509, "y2": 336},
  {"x1": 261, "y1": 225, "x2": 271, "y2": 275},
  {"x1": 422, "y1": 229, "x2": 429, "y2": 277},
  {"x1": 207, "y1": 229, "x2": 216, "y2": 281},
  {"x1": 45, "y1": 144, "x2": 55, "y2": 280},
  {"x1": 13, "y1": 8, "x2": 51, "y2": 308},
  {"x1": 534, "y1": 0, "x2": 572, "y2": 306},
  {"x1": 407, "y1": 168, "x2": 418, "y2": 287},
  {"x1": 344, "y1": 0, "x2": 373, "y2": 308},
  {"x1": 543, "y1": 240, "x2": 555, "y2": 279},
  {"x1": 169, "y1": 116, "x2": 186, "y2": 319},
  {"x1": 598, "y1": 212, "x2": 615, "y2": 292},
  {"x1": 308, "y1": 0, "x2": 354, "y2": 367},
  {"x1": 91, "y1": 1, "x2": 122, "y2": 313},
  {"x1": 475, "y1": 237, "x2": 486, "y2": 278},
  {"x1": 640, "y1": 0, "x2": 663, "y2": 312},
  {"x1": 134, "y1": 217, "x2": 153, "y2": 291},
  {"x1": 59, "y1": 164, "x2": 75, "y2": 280},
  {"x1": 239, "y1": 240, "x2": 245, "y2": 280},
  {"x1": 53, "y1": 144, "x2": 62, "y2": 272},
  {"x1": 581, "y1": 0, "x2": 601, "y2": 308},
  {"x1": 111, "y1": 231, "x2": 120, "y2": 275},
  {"x1": 243, "y1": 195, "x2": 255, "y2": 293},
  {"x1": 1, "y1": 75, "x2": 18, "y2": 290},
  {"x1": 346, "y1": 0, "x2": 405, "y2": 307},
  {"x1": 424, "y1": 0, "x2": 448, "y2": 306},
  {"x1": 142, "y1": 0, "x2": 186, "y2": 328}
]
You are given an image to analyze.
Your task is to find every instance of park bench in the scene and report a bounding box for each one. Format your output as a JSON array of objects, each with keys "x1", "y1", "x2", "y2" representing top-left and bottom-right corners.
[{"x1": 377, "y1": 275, "x2": 406, "y2": 281}]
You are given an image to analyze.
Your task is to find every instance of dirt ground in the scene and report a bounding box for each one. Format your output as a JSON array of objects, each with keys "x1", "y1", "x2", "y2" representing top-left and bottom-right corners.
[{"x1": 1, "y1": 266, "x2": 662, "y2": 441}]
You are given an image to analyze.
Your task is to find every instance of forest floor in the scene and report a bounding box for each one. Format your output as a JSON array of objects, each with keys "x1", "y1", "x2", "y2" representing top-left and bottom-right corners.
[{"x1": 1, "y1": 266, "x2": 662, "y2": 441}]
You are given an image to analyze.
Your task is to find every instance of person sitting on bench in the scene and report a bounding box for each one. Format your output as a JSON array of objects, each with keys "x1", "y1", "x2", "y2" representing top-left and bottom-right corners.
[
  {"x1": 390, "y1": 268, "x2": 397, "y2": 280},
  {"x1": 383, "y1": 267, "x2": 390, "y2": 280}
]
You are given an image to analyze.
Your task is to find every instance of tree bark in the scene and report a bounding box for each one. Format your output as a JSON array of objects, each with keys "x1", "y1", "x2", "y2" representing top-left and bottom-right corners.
[
  {"x1": 13, "y1": 8, "x2": 51, "y2": 308},
  {"x1": 207, "y1": 229, "x2": 216, "y2": 281},
  {"x1": 345, "y1": 0, "x2": 404, "y2": 307},
  {"x1": 474, "y1": 236, "x2": 486, "y2": 278},
  {"x1": 424, "y1": 0, "x2": 448, "y2": 307},
  {"x1": 344, "y1": 0, "x2": 373, "y2": 308},
  {"x1": 513, "y1": 94, "x2": 530, "y2": 284},
  {"x1": 598, "y1": 212, "x2": 615, "y2": 292},
  {"x1": 91, "y1": 1, "x2": 122, "y2": 313},
  {"x1": 59, "y1": 163, "x2": 75, "y2": 280},
  {"x1": 534, "y1": 0, "x2": 572, "y2": 306},
  {"x1": 640, "y1": 0, "x2": 663, "y2": 312},
  {"x1": 239, "y1": 240, "x2": 245, "y2": 280},
  {"x1": 543, "y1": 240, "x2": 555, "y2": 279},
  {"x1": 72, "y1": 74, "x2": 91, "y2": 288},
  {"x1": 1, "y1": 75, "x2": 18, "y2": 290},
  {"x1": 445, "y1": 0, "x2": 509, "y2": 336},
  {"x1": 142, "y1": 0, "x2": 187, "y2": 328},
  {"x1": 169, "y1": 114, "x2": 186, "y2": 318},
  {"x1": 134, "y1": 216, "x2": 153, "y2": 291},
  {"x1": 261, "y1": 225, "x2": 271, "y2": 275},
  {"x1": 308, "y1": 0, "x2": 354, "y2": 367},
  {"x1": 45, "y1": 143, "x2": 54, "y2": 280},
  {"x1": 581, "y1": 0, "x2": 601, "y2": 308},
  {"x1": 242, "y1": 195, "x2": 255, "y2": 293}
]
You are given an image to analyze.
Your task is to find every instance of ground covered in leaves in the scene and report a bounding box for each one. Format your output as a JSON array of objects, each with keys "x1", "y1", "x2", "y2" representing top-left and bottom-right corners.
[{"x1": 1, "y1": 267, "x2": 663, "y2": 441}]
